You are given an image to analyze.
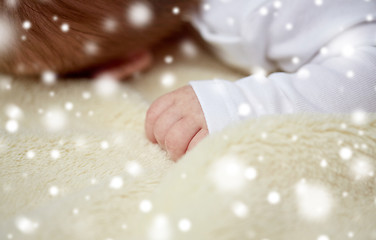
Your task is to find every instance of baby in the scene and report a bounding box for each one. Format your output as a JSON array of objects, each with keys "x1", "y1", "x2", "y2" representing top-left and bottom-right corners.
[
  {"x1": 1, "y1": 0, "x2": 375, "y2": 161},
  {"x1": 145, "y1": 0, "x2": 376, "y2": 160}
]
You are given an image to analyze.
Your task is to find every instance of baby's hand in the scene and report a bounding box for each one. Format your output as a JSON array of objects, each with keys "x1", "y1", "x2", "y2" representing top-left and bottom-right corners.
[{"x1": 145, "y1": 85, "x2": 208, "y2": 161}]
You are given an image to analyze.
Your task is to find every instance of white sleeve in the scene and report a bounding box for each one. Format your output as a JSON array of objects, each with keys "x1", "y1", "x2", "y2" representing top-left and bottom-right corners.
[
  {"x1": 190, "y1": 44, "x2": 376, "y2": 133},
  {"x1": 190, "y1": 0, "x2": 376, "y2": 74},
  {"x1": 189, "y1": 0, "x2": 376, "y2": 133}
]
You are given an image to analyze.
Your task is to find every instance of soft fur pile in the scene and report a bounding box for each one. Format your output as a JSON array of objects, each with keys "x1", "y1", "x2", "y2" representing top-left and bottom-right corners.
[{"x1": 1, "y1": 37, "x2": 375, "y2": 240}]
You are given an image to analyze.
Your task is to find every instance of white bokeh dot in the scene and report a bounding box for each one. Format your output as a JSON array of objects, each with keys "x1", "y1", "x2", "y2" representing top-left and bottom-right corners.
[
  {"x1": 231, "y1": 201, "x2": 249, "y2": 218},
  {"x1": 94, "y1": 75, "x2": 119, "y2": 97},
  {"x1": 297, "y1": 68, "x2": 311, "y2": 79},
  {"x1": 351, "y1": 110, "x2": 368, "y2": 125},
  {"x1": 109, "y1": 176, "x2": 124, "y2": 189},
  {"x1": 172, "y1": 6, "x2": 180, "y2": 15},
  {"x1": 103, "y1": 18, "x2": 117, "y2": 32},
  {"x1": 209, "y1": 156, "x2": 247, "y2": 193},
  {"x1": 50, "y1": 149, "x2": 60, "y2": 159},
  {"x1": 26, "y1": 150, "x2": 35, "y2": 159},
  {"x1": 181, "y1": 39, "x2": 198, "y2": 58},
  {"x1": 296, "y1": 181, "x2": 333, "y2": 221},
  {"x1": 267, "y1": 191, "x2": 281, "y2": 204},
  {"x1": 139, "y1": 199, "x2": 152, "y2": 213},
  {"x1": 252, "y1": 66, "x2": 267, "y2": 79},
  {"x1": 261, "y1": 132, "x2": 268, "y2": 139},
  {"x1": 351, "y1": 157, "x2": 373, "y2": 180},
  {"x1": 244, "y1": 167, "x2": 257, "y2": 180},
  {"x1": 238, "y1": 103, "x2": 251, "y2": 116},
  {"x1": 43, "y1": 109, "x2": 67, "y2": 132},
  {"x1": 5, "y1": 104, "x2": 23, "y2": 120},
  {"x1": 42, "y1": 71, "x2": 57, "y2": 85},
  {"x1": 315, "y1": 0, "x2": 323, "y2": 6},
  {"x1": 49, "y1": 186, "x2": 59, "y2": 196},
  {"x1": 320, "y1": 159, "x2": 327, "y2": 168},
  {"x1": 82, "y1": 91, "x2": 91, "y2": 99},
  {"x1": 259, "y1": 7, "x2": 268, "y2": 16},
  {"x1": 339, "y1": 147, "x2": 352, "y2": 160},
  {"x1": 22, "y1": 21, "x2": 31, "y2": 30},
  {"x1": 125, "y1": 161, "x2": 143, "y2": 176},
  {"x1": 73, "y1": 208, "x2": 79, "y2": 215},
  {"x1": 203, "y1": 3, "x2": 211, "y2": 11},
  {"x1": 161, "y1": 72, "x2": 176, "y2": 87},
  {"x1": 178, "y1": 218, "x2": 191, "y2": 232},
  {"x1": 84, "y1": 41, "x2": 99, "y2": 55},
  {"x1": 342, "y1": 45, "x2": 355, "y2": 57},
  {"x1": 15, "y1": 216, "x2": 39, "y2": 234},
  {"x1": 346, "y1": 70, "x2": 354, "y2": 78},
  {"x1": 61, "y1": 23, "x2": 69, "y2": 32},
  {"x1": 65, "y1": 102, "x2": 73, "y2": 111},
  {"x1": 148, "y1": 214, "x2": 172, "y2": 240},
  {"x1": 127, "y1": 2, "x2": 153, "y2": 28},
  {"x1": 320, "y1": 47, "x2": 329, "y2": 55},
  {"x1": 101, "y1": 141, "x2": 109, "y2": 149},
  {"x1": 164, "y1": 55, "x2": 174, "y2": 64},
  {"x1": 366, "y1": 14, "x2": 373, "y2": 22},
  {"x1": 291, "y1": 135, "x2": 298, "y2": 141},
  {"x1": 273, "y1": 1, "x2": 282, "y2": 8},
  {"x1": 317, "y1": 235, "x2": 330, "y2": 240},
  {"x1": 285, "y1": 23, "x2": 293, "y2": 30},
  {"x1": 292, "y1": 57, "x2": 300, "y2": 64},
  {"x1": 5, "y1": 120, "x2": 18, "y2": 133}
]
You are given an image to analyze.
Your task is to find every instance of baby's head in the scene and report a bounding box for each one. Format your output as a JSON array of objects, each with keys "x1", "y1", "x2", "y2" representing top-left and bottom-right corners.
[{"x1": 0, "y1": 0, "x2": 199, "y2": 77}]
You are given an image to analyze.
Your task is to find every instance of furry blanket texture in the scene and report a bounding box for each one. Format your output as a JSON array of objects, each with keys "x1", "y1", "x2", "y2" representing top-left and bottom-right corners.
[{"x1": 0, "y1": 36, "x2": 375, "y2": 240}]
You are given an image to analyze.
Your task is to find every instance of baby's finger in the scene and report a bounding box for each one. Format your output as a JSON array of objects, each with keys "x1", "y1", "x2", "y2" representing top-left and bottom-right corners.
[
  {"x1": 165, "y1": 118, "x2": 201, "y2": 161},
  {"x1": 153, "y1": 108, "x2": 182, "y2": 149},
  {"x1": 187, "y1": 128, "x2": 208, "y2": 152},
  {"x1": 145, "y1": 95, "x2": 174, "y2": 143}
]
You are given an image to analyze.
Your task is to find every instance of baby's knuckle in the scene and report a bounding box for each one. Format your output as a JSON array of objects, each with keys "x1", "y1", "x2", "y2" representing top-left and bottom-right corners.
[
  {"x1": 186, "y1": 116, "x2": 200, "y2": 128},
  {"x1": 146, "y1": 106, "x2": 159, "y2": 122}
]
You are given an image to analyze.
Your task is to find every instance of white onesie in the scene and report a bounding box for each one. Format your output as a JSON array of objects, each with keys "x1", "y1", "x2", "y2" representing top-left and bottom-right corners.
[{"x1": 189, "y1": 0, "x2": 376, "y2": 133}]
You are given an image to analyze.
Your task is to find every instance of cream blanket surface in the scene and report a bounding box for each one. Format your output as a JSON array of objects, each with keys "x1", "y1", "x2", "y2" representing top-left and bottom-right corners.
[{"x1": 0, "y1": 37, "x2": 376, "y2": 240}]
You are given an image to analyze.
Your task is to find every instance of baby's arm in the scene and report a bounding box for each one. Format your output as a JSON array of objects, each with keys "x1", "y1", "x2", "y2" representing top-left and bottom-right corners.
[
  {"x1": 190, "y1": 40, "x2": 376, "y2": 133},
  {"x1": 146, "y1": 0, "x2": 376, "y2": 160},
  {"x1": 146, "y1": 23, "x2": 376, "y2": 160}
]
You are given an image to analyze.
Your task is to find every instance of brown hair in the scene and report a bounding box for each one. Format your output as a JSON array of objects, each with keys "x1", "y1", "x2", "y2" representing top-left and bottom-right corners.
[{"x1": 0, "y1": 0, "x2": 199, "y2": 76}]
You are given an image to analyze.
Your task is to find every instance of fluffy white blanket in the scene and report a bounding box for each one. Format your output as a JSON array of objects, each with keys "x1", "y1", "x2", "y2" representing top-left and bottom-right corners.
[{"x1": 1, "y1": 38, "x2": 375, "y2": 240}]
